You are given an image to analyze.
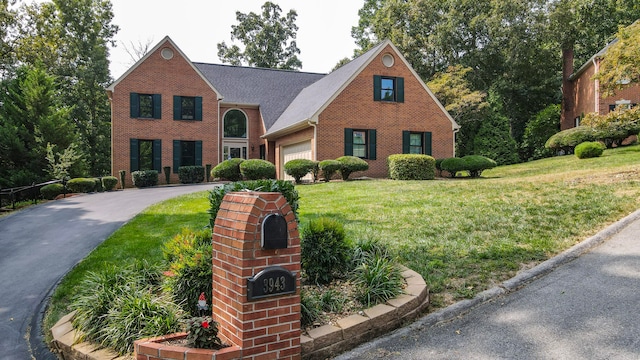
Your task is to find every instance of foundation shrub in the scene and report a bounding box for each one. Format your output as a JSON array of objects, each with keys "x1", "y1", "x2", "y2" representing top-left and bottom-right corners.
[
  {"x1": 40, "y1": 183, "x2": 64, "y2": 199},
  {"x1": 162, "y1": 229, "x2": 213, "y2": 317},
  {"x1": 440, "y1": 157, "x2": 467, "y2": 177},
  {"x1": 208, "y1": 179, "x2": 299, "y2": 226},
  {"x1": 284, "y1": 158, "x2": 316, "y2": 183},
  {"x1": 301, "y1": 217, "x2": 352, "y2": 285},
  {"x1": 319, "y1": 160, "x2": 341, "y2": 182},
  {"x1": 102, "y1": 176, "x2": 118, "y2": 191},
  {"x1": 131, "y1": 170, "x2": 158, "y2": 188},
  {"x1": 66, "y1": 178, "x2": 96, "y2": 193},
  {"x1": 178, "y1": 166, "x2": 205, "y2": 184},
  {"x1": 545, "y1": 126, "x2": 597, "y2": 154},
  {"x1": 336, "y1": 155, "x2": 369, "y2": 180},
  {"x1": 387, "y1": 154, "x2": 436, "y2": 180},
  {"x1": 239, "y1": 159, "x2": 276, "y2": 180},
  {"x1": 462, "y1": 155, "x2": 497, "y2": 178},
  {"x1": 211, "y1": 158, "x2": 244, "y2": 181},
  {"x1": 575, "y1": 141, "x2": 606, "y2": 159}
]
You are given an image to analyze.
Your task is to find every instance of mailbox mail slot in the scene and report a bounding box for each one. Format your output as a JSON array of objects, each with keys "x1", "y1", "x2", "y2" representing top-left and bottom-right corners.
[{"x1": 261, "y1": 213, "x2": 288, "y2": 249}]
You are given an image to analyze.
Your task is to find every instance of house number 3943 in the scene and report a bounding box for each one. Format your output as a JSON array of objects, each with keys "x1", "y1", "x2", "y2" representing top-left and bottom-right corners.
[{"x1": 263, "y1": 276, "x2": 286, "y2": 294}]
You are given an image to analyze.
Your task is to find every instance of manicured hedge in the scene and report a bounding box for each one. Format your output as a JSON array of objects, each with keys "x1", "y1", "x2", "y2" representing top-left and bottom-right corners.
[
  {"x1": 387, "y1": 154, "x2": 436, "y2": 180},
  {"x1": 336, "y1": 156, "x2": 369, "y2": 180},
  {"x1": 66, "y1": 178, "x2": 97, "y2": 193},
  {"x1": 41, "y1": 183, "x2": 65, "y2": 199},
  {"x1": 102, "y1": 176, "x2": 118, "y2": 191},
  {"x1": 575, "y1": 141, "x2": 605, "y2": 159},
  {"x1": 240, "y1": 159, "x2": 276, "y2": 180},
  {"x1": 211, "y1": 159, "x2": 244, "y2": 181},
  {"x1": 284, "y1": 159, "x2": 316, "y2": 183},
  {"x1": 440, "y1": 155, "x2": 497, "y2": 178},
  {"x1": 440, "y1": 157, "x2": 467, "y2": 177},
  {"x1": 545, "y1": 126, "x2": 597, "y2": 154},
  {"x1": 319, "y1": 160, "x2": 341, "y2": 182},
  {"x1": 178, "y1": 166, "x2": 205, "y2": 184},
  {"x1": 131, "y1": 170, "x2": 158, "y2": 188}
]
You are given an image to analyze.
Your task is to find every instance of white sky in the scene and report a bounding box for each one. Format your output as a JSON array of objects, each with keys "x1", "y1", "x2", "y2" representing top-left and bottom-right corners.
[{"x1": 109, "y1": 0, "x2": 364, "y2": 79}]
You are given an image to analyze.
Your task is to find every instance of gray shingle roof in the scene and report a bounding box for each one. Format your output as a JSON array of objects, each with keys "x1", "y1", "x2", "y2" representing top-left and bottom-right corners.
[{"x1": 194, "y1": 63, "x2": 325, "y2": 130}]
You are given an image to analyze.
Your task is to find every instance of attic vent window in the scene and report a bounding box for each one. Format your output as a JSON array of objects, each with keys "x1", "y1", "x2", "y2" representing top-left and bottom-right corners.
[
  {"x1": 161, "y1": 48, "x2": 174, "y2": 60},
  {"x1": 382, "y1": 53, "x2": 394, "y2": 68}
]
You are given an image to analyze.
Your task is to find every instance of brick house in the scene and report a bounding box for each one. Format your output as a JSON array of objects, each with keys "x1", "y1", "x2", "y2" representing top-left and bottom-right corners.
[
  {"x1": 561, "y1": 41, "x2": 640, "y2": 130},
  {"x1": 107, "y1": 37, "x2": 459, "y2": 186}
]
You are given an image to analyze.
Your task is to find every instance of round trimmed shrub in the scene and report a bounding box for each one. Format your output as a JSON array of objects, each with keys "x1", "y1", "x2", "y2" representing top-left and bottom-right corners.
[
  {"x1": 178, "y1": 166, "x2": 205, "y2": 184},
  {"x1": 66, "y1": 178, "x2": 97, "y2": 193},
  {"x1": 41, "y1": 183, "x2": 64, "y2": 199},
  {"x1": 102, "y1": 176, "x2": 118, "y2": 191},
  {"x1": 440, "y1": 157, "x2": 467, "y2": 178},
  {"x1": 319, "y1": 160, "x2": 341, "y2": 182},
  {"x1": 239, "y1": 159, "x2": 276, "y2": 180},
  {"x1": 575, "y1": 141, "x2": 605, "y2": 159},
  {"x1": 545, "y1": 126, "x2": 597, "y2": 154},
  {"x1": 284, "y1": 159, "x2": 316, "y2": 183},
  {"x1": 462, "y1": 155, "x2": 497, "y2": 178},
  {"x1": 336, "y1": 156, "x2": 369, "y2": 180},
  {"x1": 131, "y1": 170, "x2": 158, "y2": 188},
  {"x1": 211, "y1": 158, "x2": 244, "y2": 181},
  {"x1": 301, "y1": 217, "x2": 352, "y2": 285},
  {"x1": 387, "y1": 154, "x2": 436, "y2": 180}
]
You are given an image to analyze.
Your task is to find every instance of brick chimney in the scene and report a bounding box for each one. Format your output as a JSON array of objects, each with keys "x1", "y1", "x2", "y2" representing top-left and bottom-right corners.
[{"x1": 560, "y1": 47, "x2": 575, "y2": 130}]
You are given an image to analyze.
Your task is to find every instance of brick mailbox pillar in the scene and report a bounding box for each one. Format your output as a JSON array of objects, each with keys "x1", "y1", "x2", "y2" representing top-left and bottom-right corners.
[{"x1": 211, "y1": 191, "x2": 301, "y2": 360}]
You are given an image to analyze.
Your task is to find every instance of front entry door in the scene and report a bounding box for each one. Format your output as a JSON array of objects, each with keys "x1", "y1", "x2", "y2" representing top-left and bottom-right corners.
[{"x1": 223, "y1": 141, "x2": 248, "y2": 161}]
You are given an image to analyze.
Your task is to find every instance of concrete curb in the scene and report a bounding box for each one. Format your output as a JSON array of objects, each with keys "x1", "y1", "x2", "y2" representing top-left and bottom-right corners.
[{"x1": 335, "y1": 208, "x2": 640, "y2": 359}]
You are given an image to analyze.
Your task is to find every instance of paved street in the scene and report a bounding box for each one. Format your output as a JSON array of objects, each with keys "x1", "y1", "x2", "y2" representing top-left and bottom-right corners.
[
  {"x1": 0, "y1": 184, "x2": 219, "y2": 359},
  {"x1": 337, "y1": 210, "x2": 640, "y2": 360}
]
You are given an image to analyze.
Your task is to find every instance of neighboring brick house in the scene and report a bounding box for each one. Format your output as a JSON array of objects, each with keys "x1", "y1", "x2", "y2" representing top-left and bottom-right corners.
[
  {"x1": 107, "y1": 37, "x2": 459, "y2": 186},
  {"x1": 561, "y1": 41, "x2": 640, "y2": 130}
]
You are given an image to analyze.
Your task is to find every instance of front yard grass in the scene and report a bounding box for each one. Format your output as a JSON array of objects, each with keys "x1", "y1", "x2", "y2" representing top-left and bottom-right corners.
[{"x1": 44, "y1": 145, "x2": 640, "y2": 336}]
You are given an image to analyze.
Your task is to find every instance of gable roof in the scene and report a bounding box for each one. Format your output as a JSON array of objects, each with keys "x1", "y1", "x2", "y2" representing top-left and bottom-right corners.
[{"x1": 194, "y1": 63, "x2": 324, "y2": 129}]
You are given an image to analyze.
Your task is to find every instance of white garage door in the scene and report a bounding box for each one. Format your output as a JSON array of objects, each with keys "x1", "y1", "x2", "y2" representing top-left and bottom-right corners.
[{"x1": 282, "y1": 141, "x2": 312, "y2": 181}]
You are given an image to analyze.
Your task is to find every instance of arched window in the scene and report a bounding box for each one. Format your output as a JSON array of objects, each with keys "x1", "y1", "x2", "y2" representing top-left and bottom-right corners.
[{"x1": 224, "y1": 109, "x2": 247, "y2": 138}]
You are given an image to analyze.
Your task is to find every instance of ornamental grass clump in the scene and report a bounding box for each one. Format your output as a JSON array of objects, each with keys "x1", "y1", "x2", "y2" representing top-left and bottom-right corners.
[{"x1": 352, "y1": 253, "x2": 404, "y2": 307}]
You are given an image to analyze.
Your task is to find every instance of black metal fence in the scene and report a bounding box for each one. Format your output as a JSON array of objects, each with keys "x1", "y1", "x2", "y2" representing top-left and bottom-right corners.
[{"x1": 0, "y1": 180, "x2": 63, "y2": 211}]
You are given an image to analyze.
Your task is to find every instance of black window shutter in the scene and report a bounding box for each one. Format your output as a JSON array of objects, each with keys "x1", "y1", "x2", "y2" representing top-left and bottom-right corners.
[
  {"x1": 609, "y1": 104, "x2": 616, "y2": 112},
  {"x1": 424, "y1": 132, "x2": 432, "y2": 155},
  {"x1": 373, "y1": 75, "x2": 382, "y2": 101},
  {"x1": 173, "y1": 96, "x2": 181, "y2": 120},
  {"x1": 130, "y1": 138, "x2": 139, "y2": 171},
  {"x1": 402, "y1": 131, "x2": 410, "y2": 153},
  {"x1": 195, "y1": 140, "x2": 203, "y2": 166},
  {"x1": 153, "y1": 140, "x2": 162, "y2": 171},
  {"x1": 396, "y1": 77, "x2": 404, "y2": 103},
  {"x1": 173, "y1": 140, "x2": 181, "y2": 173},
  {"x1": 344, "y1": 128, "x2": 354, "y2": 156},
  {"x1": 368, "y1": 129, "x2": 377, "y2": 160},
  {"x1": 130, "y1": 93, "x2": 139, "y2": 118},
  {"x1": 195, "y1": 97, "x2": 203, "y2": 121},
  {"x1": 153, "y1": 94, "x2": 162, "y2": 119}
]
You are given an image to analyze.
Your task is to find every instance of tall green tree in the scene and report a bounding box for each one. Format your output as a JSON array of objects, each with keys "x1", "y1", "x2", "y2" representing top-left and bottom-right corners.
[
  {"x1": 217, "y1": 2, "x2": 302, "y2": 70},
  {"x1": 14, "y1": 0, "x2": 118, "y2": 176},
  {"x1": 0, "y1": 0, "x2": 17, "y2": 78},
  {"x1": 0, "y1": 64, "x2": 77, "y2": 187}
]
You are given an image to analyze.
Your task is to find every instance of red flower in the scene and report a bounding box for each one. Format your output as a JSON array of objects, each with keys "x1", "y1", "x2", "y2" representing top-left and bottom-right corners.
[{"x1": 201, "y1": 321, "x2": 210, "y2": 329}]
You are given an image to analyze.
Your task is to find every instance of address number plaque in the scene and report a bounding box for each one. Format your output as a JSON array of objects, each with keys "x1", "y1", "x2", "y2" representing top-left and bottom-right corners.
[{"x1": 247, "y1": 266, "x2": 296, "y2": 301}]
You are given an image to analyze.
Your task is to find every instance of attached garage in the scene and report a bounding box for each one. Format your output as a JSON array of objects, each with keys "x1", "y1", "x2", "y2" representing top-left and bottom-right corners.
[{"x1": 281, "y1": 140, "x2": 313, "y2": 181}]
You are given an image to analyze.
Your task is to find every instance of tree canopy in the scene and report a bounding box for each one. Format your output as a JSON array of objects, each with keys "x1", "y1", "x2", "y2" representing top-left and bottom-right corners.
[
  {"x1": 217, "y1": 1, "x2": 302, "y2": 70},
  {"x1": 593, "y1": 21, "x2": 640, "y2": 97}
]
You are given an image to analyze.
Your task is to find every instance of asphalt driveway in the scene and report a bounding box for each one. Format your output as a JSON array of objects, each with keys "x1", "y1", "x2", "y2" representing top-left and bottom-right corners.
[{"x1": 0, "y1": 184, "x2": 219, "y2": 359}]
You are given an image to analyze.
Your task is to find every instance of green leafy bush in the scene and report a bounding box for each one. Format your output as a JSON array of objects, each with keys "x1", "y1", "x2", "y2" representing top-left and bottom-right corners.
[
  {"x1": 131, "y1": 170, "x2": 158, "y2": 188},
  {"x1": 440, "y1": 157, "x2": 467, "y2": 177},
  {"x1": 41, "y1": 183, "x2": 64, "y2": 199},
  {"x1": 211, "y1": 158, "x2": 244, "y2": 181},
  {"x1": 208, "y1": 179, "x2": 299, "y2": 226},
  {"x1": 462, "y1": 155, "x2": 497, "y2": 178},
  {"x1": 545, "y1": 126, "x2": 597, "y2": 154},
  {"x1": 352, "y1": 253, "x2": 404, "y2": 307},
  {"x1": 66, "y1": 178, "x2": 96, "y2": 193},
  {"x1": 284, "y1": 159, "x2": 316, "y2": 183},
  {"x1": 387, "y1": 154, "x2": 436, "y2": 180},
  {"x1": 319, "y1": 160, "x2": 341, "y2": 182},
  {"x1": 336, "y1": 156, "x2": 369, "y2": 180},
  {"x1": 239, "y1": 159, "x2": 276, "y2": 180},
  {"x1": 575, "y1": 141, "x2": 606, "y2": 159},
  {"x1": 102, "y1": 176, "x2": 118, "y2": 191},
  {"x1": 93, "y1": 178, "x2": 104, "y2": 192},
  {"x1": 301, "y1": 217, "x2": 352, "y2": 285},
  {"x1": 163, "y1": 229, "x2": 213, "y2": 317},
  {"x1": 178, "y1": 166, "x2": 205, "y2": 184}
]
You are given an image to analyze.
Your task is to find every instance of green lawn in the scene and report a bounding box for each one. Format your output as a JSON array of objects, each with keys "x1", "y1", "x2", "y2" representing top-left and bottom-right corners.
[{"x1": 44, "y1": 145, "x2": 640, "y2": 333}]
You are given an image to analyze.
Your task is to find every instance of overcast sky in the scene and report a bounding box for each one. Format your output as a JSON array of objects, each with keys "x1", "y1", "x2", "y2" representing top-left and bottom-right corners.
[{"x1": 108, "y1": 0, "x2": 364, "y2": 79}]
